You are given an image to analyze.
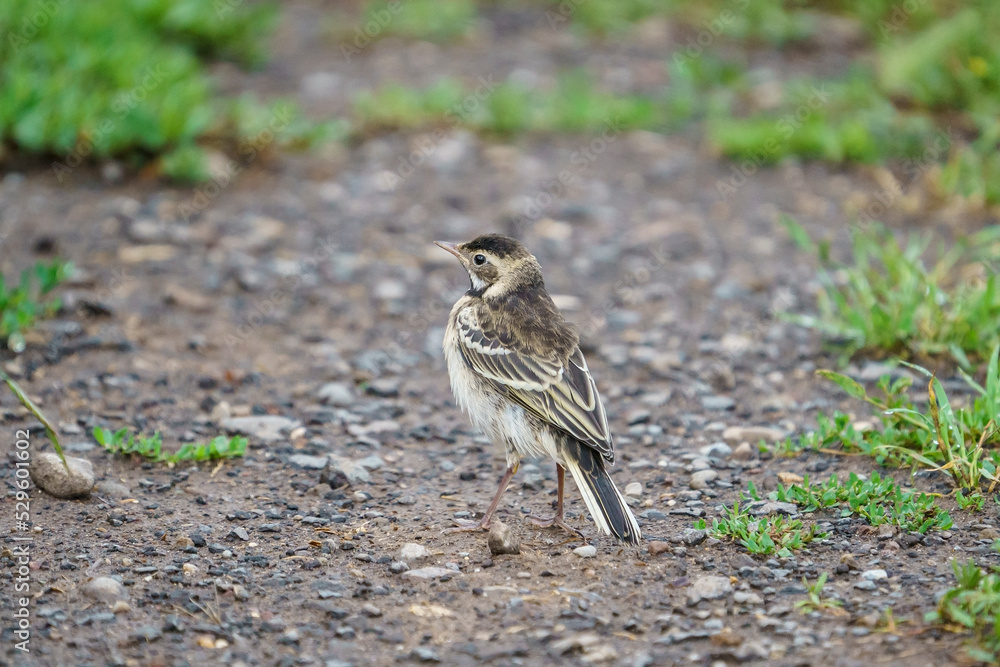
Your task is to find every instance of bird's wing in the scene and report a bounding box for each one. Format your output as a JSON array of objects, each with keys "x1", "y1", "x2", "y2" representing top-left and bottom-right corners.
[{"x1": 455, "y1": 306, "x2": 613, "y2": 461}]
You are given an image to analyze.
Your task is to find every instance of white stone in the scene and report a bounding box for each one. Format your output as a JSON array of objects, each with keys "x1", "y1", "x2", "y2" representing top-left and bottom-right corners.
[
  {"x1": 624, "y1": 482, "x2": 643, "y2": 498},
  {"x1": 403, "y1": 567, "x2": 453, "y2": 580},
  {"x1": 398, "y1": 543, "x2": 431, "y2": 562},
  {"x1": 81, "y1": 577, "x2": 127, "y2": 604},
  {"x1": 687, "y1": 576, "x2": 733, "y2": 605},
  {"x1": 30, "y1": 453, "x2": 94, "y2": 498},
  {"x1": 221, "y1": 416, "x2": 301, "y2": 443},
  {"x1": 689, "y1": 470, "x2": 718, "y2": 489}
]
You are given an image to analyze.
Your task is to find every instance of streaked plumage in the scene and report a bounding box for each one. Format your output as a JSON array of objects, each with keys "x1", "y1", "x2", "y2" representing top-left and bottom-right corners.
[{"x1": 437, "y1": 234, "x2": 641, "y2": 544}]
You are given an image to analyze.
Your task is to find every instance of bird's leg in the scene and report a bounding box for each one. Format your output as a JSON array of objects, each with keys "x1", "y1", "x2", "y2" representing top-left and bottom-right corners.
[
  {"x1": 528, "y1": 464, "x2": 584, "y2": 538},
  {"x1": 445, "y1": 463, "x2": 518, "y2": 533}
]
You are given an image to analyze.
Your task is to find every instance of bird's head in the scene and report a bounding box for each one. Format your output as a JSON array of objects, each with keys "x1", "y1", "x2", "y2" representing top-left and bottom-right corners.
[{"x1": 435, "y1": 234, "x2": 543, "y2": 298}]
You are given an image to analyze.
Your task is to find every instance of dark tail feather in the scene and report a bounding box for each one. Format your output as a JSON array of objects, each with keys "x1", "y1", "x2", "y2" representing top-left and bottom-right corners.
[{"x1": 561, "y1": 439, "x2": 641, "y2": 545}]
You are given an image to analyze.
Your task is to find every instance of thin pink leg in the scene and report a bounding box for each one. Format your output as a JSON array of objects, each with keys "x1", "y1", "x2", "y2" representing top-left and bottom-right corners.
[
  {"x1": 445, "y1": 464, "x2": 518, "y2": 533},
  {"x1": 528, "y1": 464, "x2": 584, "y2": 538}
]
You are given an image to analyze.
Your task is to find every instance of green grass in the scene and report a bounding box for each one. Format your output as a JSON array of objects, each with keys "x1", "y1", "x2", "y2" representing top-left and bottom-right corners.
[
  {"x1": 336, "y1": 0, "x2": 1000, "y2": 202},
  {"x1": 0, "y1": 260, "x2": 70, "y2": 353},
  {"x1": 352, "y1": 58, "x2": 749, "y2": 137},
  {"x1": 701, "y1": 469, "x2": 955, "y2": 557},
  {"x1": 802, "y1": 347, "x2": 1000, "y2": 492},
  {"x1": 357, "y1": 0, "x2": 476, "y2": 43},
  {"x1": 783, "y1": 218, "x2": 1000, "y2": 367},
  {"x1": 690, "y1": 1, "x2": 1000, "y2": 202},
  {"x1": 708, "y1": 67, "x2": 937, "y2": 167},
  {"x1": 0, "y1": 0, "x2": 335, "y2": 181},
  {"x1": 353, "y1": 73, "x2": 663, "y2": 137},
  {"x1": 696, "y1": 483, "x2": 827, "y2": 557},
  {"x1": 927, "y1": 560, "x2": 1000, "y2": 663},
  {"x1": 795, "y1": 572, "x2": 844, "y2": 615},
  {"x1": 771, "y1": 472, "x2": 952, "y2": 533},
  {"x1": 94, "y1": 427, "x2": 248, "y2": 465},
  {"x1": 556, "y1": 0, "x2": 813, "y2": 44},
  {"x1": 0, "y1": 367, "x2": 70, "y2": 472},
  {"x1": 537, "y1": 0, "x2": 1000, "y2": 203}
]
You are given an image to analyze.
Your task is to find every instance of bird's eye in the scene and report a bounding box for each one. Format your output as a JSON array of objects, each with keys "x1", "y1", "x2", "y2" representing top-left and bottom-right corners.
[{"x1": 473, "y1": 254, "x2": 486, "y2": 266}]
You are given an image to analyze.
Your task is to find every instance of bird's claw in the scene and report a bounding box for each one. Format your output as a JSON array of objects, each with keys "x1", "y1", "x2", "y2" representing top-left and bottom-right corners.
[
  {"x1": 443, "y1": 518, "x2": 490, "y2": 533},
  {"x1": 528, "y1": 515, "x2": 584, "y2": 538}
]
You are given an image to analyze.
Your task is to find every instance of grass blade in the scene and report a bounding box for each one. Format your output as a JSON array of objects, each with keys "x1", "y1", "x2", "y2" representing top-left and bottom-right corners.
[{"x1": 0, "y1": 368, "x2": 69, "y2": 473}]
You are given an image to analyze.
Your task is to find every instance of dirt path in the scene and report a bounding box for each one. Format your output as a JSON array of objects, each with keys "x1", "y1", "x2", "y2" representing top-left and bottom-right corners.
[{"x1": 0, "y1": 2, "x2": 993, "y2": 666}]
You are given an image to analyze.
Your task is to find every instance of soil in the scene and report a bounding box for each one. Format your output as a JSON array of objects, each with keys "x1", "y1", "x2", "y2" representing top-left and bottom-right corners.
[{"x1": 1, "y1": 2, "x2": 996, "y2": 666}]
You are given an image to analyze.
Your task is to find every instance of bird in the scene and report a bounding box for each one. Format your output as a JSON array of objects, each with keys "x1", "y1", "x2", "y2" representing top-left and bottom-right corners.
[{"x1": 435, "y1": 233, "x2": 641, "y2": 545}]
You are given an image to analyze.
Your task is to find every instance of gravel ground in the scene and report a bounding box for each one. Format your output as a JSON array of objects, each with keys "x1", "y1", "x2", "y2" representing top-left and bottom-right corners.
[{"x1": 1, "y1": 2, "x2": 997, "y2": 666}]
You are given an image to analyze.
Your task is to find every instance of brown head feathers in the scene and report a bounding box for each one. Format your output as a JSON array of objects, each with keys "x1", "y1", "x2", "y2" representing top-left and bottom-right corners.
[{"x1": 461, "y1": 234, "x2": 532, "y2": 260}]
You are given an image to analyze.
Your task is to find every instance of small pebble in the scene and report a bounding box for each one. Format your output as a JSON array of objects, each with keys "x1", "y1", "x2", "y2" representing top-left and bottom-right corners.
[
  {"x1": 648, "y1": 541, "x2": 670, "y2": 556},
  {"x1": 689, "y1": 470, "x2": 718, "y2": 490},
  {"x1": 487, "y1": 520, "x2": 521, "y2": 556},
  {"x1": 398, "y1": 543, "x2": 430, "y2": 562},
  {"x1": 573, "y1": 545, "x2": 597, "y2": 558},
  {"x1": 30, "y1": 453, "x2": 94, "y2": 499}
]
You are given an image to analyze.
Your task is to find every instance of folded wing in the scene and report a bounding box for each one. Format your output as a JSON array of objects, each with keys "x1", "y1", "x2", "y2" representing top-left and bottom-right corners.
[{"x1": 455, "y1": 306, "x2": 614, "y2": 462}]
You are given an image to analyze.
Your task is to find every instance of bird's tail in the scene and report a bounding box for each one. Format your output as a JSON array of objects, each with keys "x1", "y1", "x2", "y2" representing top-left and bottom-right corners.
[{"x1": 560, "y1": 439, "x2": 641, "y2": 545}]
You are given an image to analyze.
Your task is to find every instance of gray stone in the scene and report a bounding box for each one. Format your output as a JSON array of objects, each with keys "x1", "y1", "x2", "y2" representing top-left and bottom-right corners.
[
  {"x1": 689, "y1": 470, "x2": 718, "y2": 489},
  {"x1": 573, "y1": 545, "x2": 597, "y2": 558},
  {"x1": 289, "y1": 454, "x2": 328, "y2": 470},
  {"x1": 322, "y1": 455, "x2": 376, "y2": 487},
  {"x1": 317, "y1": 382, "x2": 354, "y2": 406},
  {"x1": 730, "y1": 442, "x2": 755, "y2": 460},
  {"x1": 95, "y1": 481, "x2": 131, "y2": 498},
  {"x1": 678, "y1": 528, "x2": 707, "y2": 546},
  {"x1": 733, "y1": 591, "x2": 763, "y2": 604},
  {"x1": 487, "y1": 520, "x2": 520, "y2": 555},
  {"x1": 854, "y1": 580, "x2": 877, "y2": 590},
  {"x1": 686, "y1": 576, "x2": 733, "y2": 605},
  {"x1": 747, "y1": 500, "x2": 799, "y2": 517},
  {"x1": 701, "y1": 396, "x2": 735, "y2": 411},
  {"x1": 699, "y1": 442, "x2": 732, "y2": 458},
  {"x1": 132, "y1": 626, "x2": 162, "y2": 643},
  {"x1": 403, "y1": 567, "x2": 454, "y2": 580},
  {"x1": 735, "y1": 640, "x2": 769, "y2": 660},
  {"x1": 221, "y1": 416, "x2": 301, "y2": 443},
  {"x1": 398, "y1": 543, "x2": 430, "y2": 562},
  {"x1": 30, "y1": 453, "x2": 94, "y2": 499},
  {"x1": 722, "y1": 425, "x2": 788, "y2": 444},
  {"x1": 366, "y1": 379, "x2": 399, "y2": 397},
  {"x1": 861, "y1": 569, "x2": 888, "y2": 581},
  {"x1": 410, "y1": 647, "x2": 441, "y2": 662},
  {"x1": 624, "y1": 482, "x2": 643, "y2": 498},
  {"x1": 81, "y1": 577, "x2": 127, "y2": 604},
  {"x1": 356, "y1": 455, "x2": 385, "y2": 471}
]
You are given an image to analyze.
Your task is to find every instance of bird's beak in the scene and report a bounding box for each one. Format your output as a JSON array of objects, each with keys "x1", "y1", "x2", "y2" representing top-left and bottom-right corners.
[{"x1": 434, "y1": 241, "x2": 465, "y2": 264}]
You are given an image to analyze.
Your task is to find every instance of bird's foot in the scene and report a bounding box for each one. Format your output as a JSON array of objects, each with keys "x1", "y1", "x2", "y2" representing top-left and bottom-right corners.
[
  {"x1": 443, "y1": 518, "x2": 491, "y2": 533},
  {"x1": 528, "y1": 514, "x2": 584, "y2": 538}
]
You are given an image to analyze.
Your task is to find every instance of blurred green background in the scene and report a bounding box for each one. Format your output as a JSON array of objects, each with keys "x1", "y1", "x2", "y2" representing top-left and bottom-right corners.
[{"x1": 1, "y1": 0, "x2": 998, "y2": 202}]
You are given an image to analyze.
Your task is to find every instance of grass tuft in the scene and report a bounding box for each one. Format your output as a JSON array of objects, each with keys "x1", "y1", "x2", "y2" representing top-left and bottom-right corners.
[
  {"x1": 0, "y1": 0, "x2": 333, "y2": 181},
  {"x1": 927, "y1": 560, "x2": 1000, "y2": 663},
  {"x1": 696, "y1": 483, "x2": 827, "y2": 557},
  {"x1": 94, "y1": 427, "x2": 247, "y2": 465},
  {"x1": 792, "y1": 347, "x2": 1000, "y2": 492},
  {"x1": 795, "y1": 572, "x2": 846, "y2": 615},
  {"x1": 771, "y1": 472, "x2": 952, "y2": 533},
  {"x1": 0, "y1": 260, "x2": 71, "y2": 353},
  {"x1": 782, "y1": 217, "x2": 1000, "y2": 367}
]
